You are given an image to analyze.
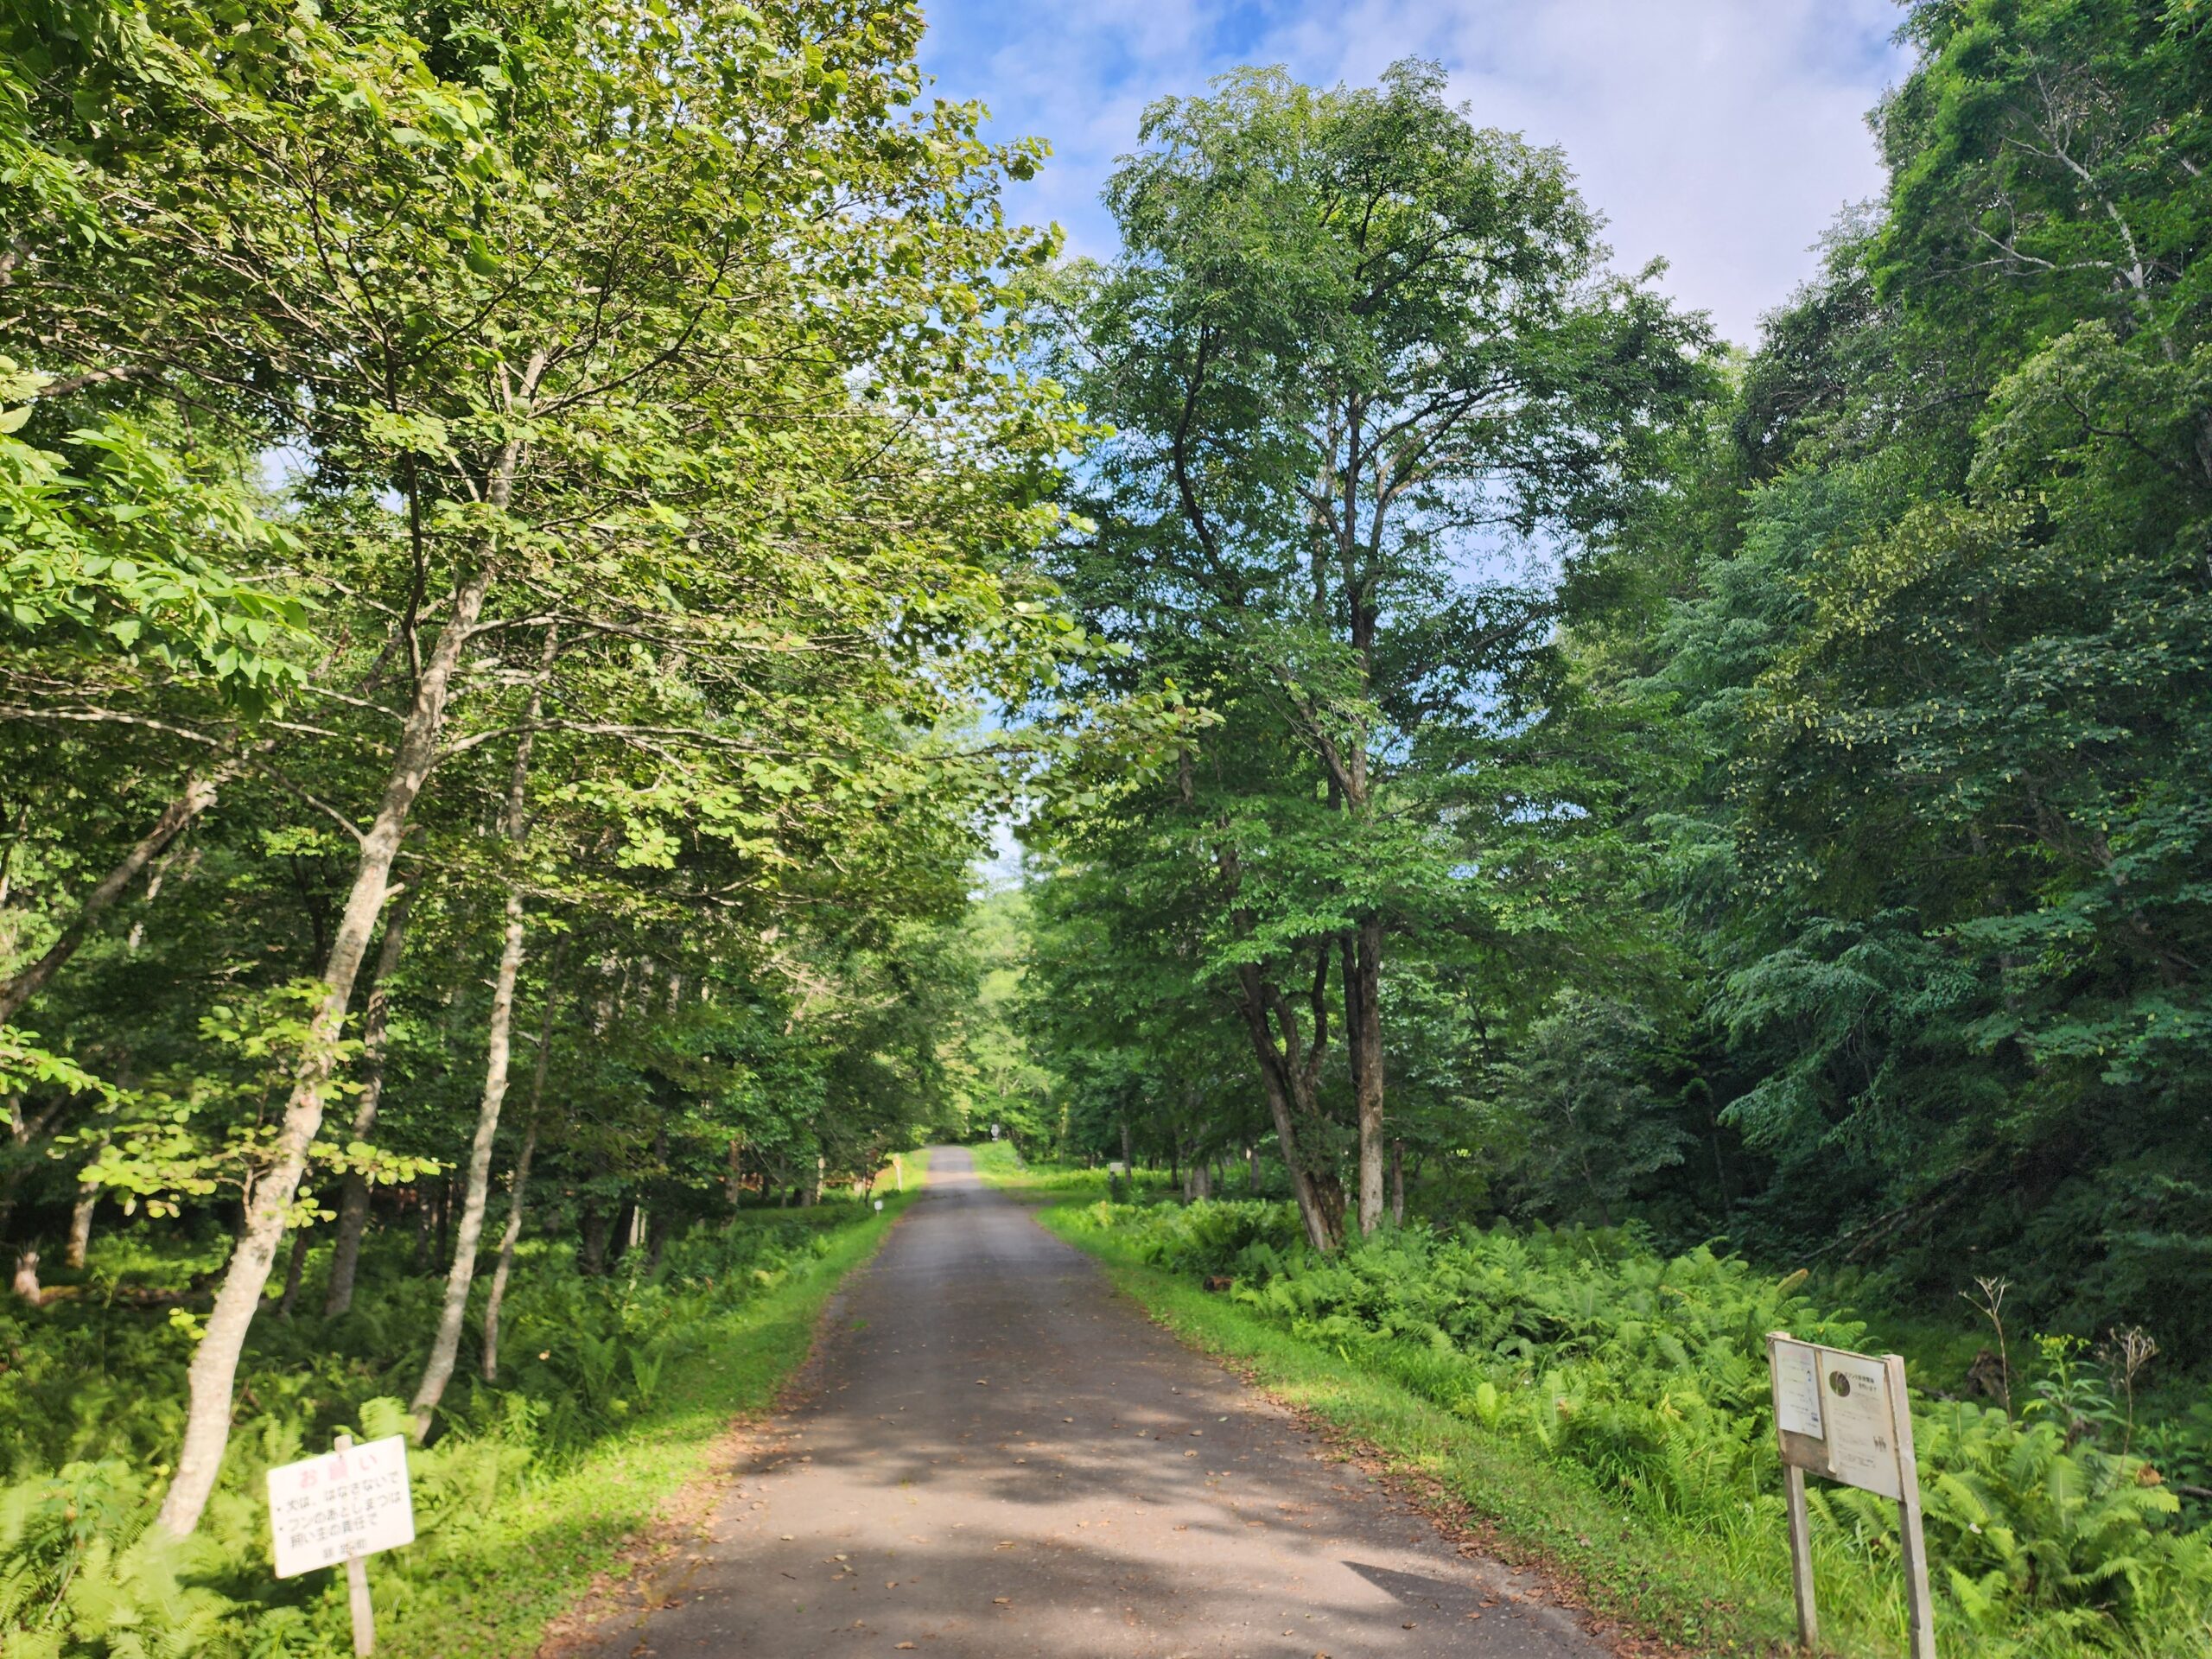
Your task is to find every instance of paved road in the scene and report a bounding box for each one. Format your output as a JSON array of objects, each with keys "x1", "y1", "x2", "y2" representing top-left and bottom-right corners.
[{"x1": 564, "y1": 1147, "x2": 1609, "y2": 1658}]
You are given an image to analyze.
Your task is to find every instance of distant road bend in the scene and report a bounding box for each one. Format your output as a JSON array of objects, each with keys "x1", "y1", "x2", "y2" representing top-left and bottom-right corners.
[{"x1": 560, "y1": 1146, "x2": 1611, "y2": 1658}]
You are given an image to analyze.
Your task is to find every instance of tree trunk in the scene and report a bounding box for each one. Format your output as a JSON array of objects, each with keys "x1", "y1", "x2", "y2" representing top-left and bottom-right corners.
[
  {"x1": 275, "y1": 1225, "x2": 310, "y2": 1318},
  {"x1": 154, "y1": 556, "x2": 499, "y2": 1540},
  {"x1": 412, "y1": 1185, "x2": 436, "y2": 1271},
  {"x1": 410, "y1": 632, "x2": 554, "y2": 1434},
  {"x1": 1389, "y1": 1137, "x2": 1404, "y2": 1229},
  {"x1": 1191, "y1": 1157, "x2": 1211, "y2": 1200},
  {"x1": 482, "y1": 960, "x2": 560, "y2": 1380},
  {"x1": 1119, "y1": 1116, "x2": 1133, "y2": 1173},
  {"x1": 1235, "y1": 958, "x2": 1344, "y2": 1254},
  {"x1": 0, "y1": 760, "x2": 239, "y2": 1028},
  {"x1": 1346, "y1": 918, "x2": 1386, "y2": 1236},
  {"x1": 410, "y1": 893, "x2": 524, "y2": 1434},
  {"x1": 324, "y1": 880, "x2": 423, "y2": 1317},
  {"x1": 1248, "y1": 1144, "x2": 1260, "y2": 1192},
  {"x1": 66, "y1": 1177, "x2": 97, "y2": 1269},
  {"x1": 480, "y1": 1109, "x2": 539, "y2": 1383},
  {"x1": 579, "y1": 1202, "x2": 609, "y2": 1274},
  {"x1": 2, "y1": 1087, "x2": 86, "y2": 1248}
]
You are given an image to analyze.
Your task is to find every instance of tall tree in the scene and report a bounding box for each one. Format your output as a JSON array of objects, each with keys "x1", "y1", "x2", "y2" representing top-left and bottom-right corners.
[{"x1": 1039, "y1": 60, "x2": 1705, "y2": 1239}]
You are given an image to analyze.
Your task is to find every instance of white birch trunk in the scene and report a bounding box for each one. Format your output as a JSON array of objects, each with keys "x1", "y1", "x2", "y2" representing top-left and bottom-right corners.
[
  {"x1": 410, "y1": 627, "x2": 555, "y2": 1435},
  {"x1": 152, "y1": 561, "x2": 496, "y2": 1539}
]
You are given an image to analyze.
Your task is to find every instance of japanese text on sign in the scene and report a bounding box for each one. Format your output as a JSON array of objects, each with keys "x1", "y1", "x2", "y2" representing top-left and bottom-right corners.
[
  {"x1": 1773, "y1": 1338, "x2": 1824, "y2": 1439},
  {"x1": 267, "y1": 1434, "x2": 416, "y2": 1580},
  {"x1": 1769, "y1": 1337, "x2": 1905, "y2": 1500}
]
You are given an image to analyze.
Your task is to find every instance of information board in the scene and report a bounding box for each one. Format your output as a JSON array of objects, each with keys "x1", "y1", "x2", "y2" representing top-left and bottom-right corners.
[
  {"x1": 1766, "y1": 1333, "x2": 1935, "y2": 1658},
  {"x1": 1820, "y1": 1348, "x2": 1904, "y2": 1500},
  {"x1": 1772, "y1": 1338, "x2": 1824, "y2": 1440},
  {"x1": 267, "y1": 1434, "x2": 416, "y2": 1580},
  {"x1": 1768, "y1": 1336, "x2": 1904, "y2": 1499}
]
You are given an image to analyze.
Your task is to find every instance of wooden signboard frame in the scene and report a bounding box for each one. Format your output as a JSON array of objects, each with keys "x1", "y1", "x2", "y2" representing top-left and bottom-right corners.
[{"x1": 1766, "y1": 1333, "x2": 1936, "y2": 1658}]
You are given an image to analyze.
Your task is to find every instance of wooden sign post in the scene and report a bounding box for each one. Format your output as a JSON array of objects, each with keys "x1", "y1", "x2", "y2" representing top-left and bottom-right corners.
[
  {"x1": 267, "y1": 1431, "x2": 416, "y2": 1656},
  {"x1": 1767, "y1": 1333, "x2": 1936, "y2": 1657}
]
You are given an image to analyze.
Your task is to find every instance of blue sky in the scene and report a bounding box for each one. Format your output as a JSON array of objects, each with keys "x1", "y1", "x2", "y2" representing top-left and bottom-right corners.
[{"x1": 918, "y1": 0, "x2": 1910, "y2": 349}]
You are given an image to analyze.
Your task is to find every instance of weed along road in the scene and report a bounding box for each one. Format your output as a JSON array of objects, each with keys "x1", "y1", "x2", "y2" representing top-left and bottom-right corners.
[{"x1": 557, "y1": 1147, "x2": 1609, "y2": 1658}]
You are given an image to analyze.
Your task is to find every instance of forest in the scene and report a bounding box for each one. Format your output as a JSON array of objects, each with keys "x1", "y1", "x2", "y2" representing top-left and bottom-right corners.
[{"x1": 1, "y1": 0, "x2": 2208, "y2": 1654}]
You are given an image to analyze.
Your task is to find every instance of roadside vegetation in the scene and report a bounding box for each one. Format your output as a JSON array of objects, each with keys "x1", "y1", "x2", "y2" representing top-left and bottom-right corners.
[
  {"x1": 981, "y1": 5, "x2": 2212, "y2": 1652},
  {"x1": 973, "y1": 1147, "x2": 2211, "y2": 1657},
  {"x1": 0, "y1": 1167, "x2": 924, "y2": 1656},
  {"x1": 2, "y1": 0, "x2": 1071, "y2": 1649},
  {"x1": 6, "y1": 0, "x2": 2209, "y2": 1654}
]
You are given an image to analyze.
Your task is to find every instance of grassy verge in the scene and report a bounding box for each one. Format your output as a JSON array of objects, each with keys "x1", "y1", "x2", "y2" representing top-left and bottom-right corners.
[
  {"x1": 327, "y1": 1152, "x2": 931, "y2": 1658},
  {"x1": 1019, "y1": 1198, "x2": 1788, "y2": 1656},
  {"x1": 964, "y1": 1139, "x2": 1171, "y2": 1200},
  {"x1": 988, "y1": 1170, "x2": 2211, "y2": 1659}
]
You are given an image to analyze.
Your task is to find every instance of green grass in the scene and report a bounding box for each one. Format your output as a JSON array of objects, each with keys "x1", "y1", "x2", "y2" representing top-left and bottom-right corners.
[
  {"x1": 1018, "y1": 1200, "x2": 1792, "y2": 1655},
  {"x1": 964, "y1": 1139, "x2": 1173, "y2": 1200},
  {"x1": 0, "y1": 1153, "x2": 931, "y2": 1659},
  {"x1": 369, "y1": 1150, "x2": 931, "y2": 1658},
  {"x1": 980, "y1": 1168, "x2": 2212, "y2": 1659}
]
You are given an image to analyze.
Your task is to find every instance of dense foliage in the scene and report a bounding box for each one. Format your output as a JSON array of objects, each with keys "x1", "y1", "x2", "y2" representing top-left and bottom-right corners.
[
  {"x1": 0, "y1": 0, "x2": 1085, "y2": 1639},
  {"x1": 1, "y1": 1201, "x2": 911, "y2": 1656},
  {"x1": 1020, "y1": 0, "x2": 2212, "y2": 1366},
  {"x1": 6, "y1": 0, "x2": 2209, "y2": 1650}
]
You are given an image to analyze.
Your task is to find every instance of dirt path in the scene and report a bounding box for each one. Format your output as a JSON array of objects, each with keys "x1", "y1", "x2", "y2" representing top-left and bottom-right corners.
[{"x1": 560, "y1": 1147, "x2": 1611, "y2": 1658}]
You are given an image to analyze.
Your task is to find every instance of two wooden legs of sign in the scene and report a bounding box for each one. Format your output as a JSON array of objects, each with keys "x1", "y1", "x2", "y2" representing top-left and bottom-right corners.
[{"x1": 333, "y1": 1434, "x2": 375, "y2": 1657}]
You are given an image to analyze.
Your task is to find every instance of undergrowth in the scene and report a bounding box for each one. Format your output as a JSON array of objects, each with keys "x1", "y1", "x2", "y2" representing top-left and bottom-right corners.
[
  {"x1": 0, "y1": 1158, "x2": 925, "y2": 1657},
  {"x1": 963, "y1": 1139, "x2": 1172, "y2": 1200},
  {"x1": 1052, "y1": 1197, "x2": 2212, "y2": 1658}
]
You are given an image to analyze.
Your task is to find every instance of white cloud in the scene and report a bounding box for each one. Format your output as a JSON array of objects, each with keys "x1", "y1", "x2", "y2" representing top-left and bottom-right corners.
[{"x1": 919, "y1": 0, "x2": 1908, "y2": 346}]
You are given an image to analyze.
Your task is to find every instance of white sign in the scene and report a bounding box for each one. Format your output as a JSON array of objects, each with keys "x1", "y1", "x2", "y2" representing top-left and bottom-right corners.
[
  {"x1": 1772, "y1": 1338, "x2": 1825, "y2": 1440},
  {"x1": 268, "y1": 1434, "x2": 416, "y2": 1580},
  {"x1": 1820, "y1": 1350, "x2": 1904, "y2": 1500}
]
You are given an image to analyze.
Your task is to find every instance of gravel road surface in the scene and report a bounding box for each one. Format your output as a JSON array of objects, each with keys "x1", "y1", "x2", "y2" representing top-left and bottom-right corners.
[{"x1": 560, "y1": 1145, "x2": 1611, "y2": 1658}]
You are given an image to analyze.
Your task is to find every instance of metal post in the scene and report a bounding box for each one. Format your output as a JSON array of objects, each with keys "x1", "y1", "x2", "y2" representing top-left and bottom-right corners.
[
  {"x1": 1886, "y1": 1354, "x2": 1936, "y2": 1659},
  {"x1": 334, "y1": 1434, "x2": 374, "y2": 1656}
]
